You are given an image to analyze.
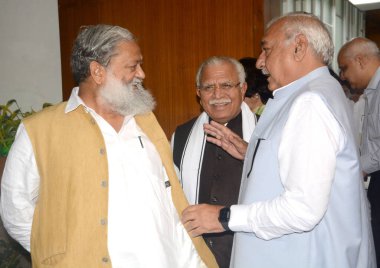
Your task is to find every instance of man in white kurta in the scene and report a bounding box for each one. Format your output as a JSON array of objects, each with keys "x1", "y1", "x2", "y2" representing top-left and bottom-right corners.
[{"x1": 182, "y1": 13, "x2": 376, "y2": 268}]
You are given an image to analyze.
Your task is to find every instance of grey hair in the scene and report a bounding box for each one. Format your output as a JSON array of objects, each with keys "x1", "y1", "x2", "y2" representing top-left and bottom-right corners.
[
  {"x1": 71, "y1": 24, "x2": 136, "y2": 84},
  {"x1": 339, "y1": 37, "x2": 380, "y2": 60},
  {"x1": 268, "y1": 12, "x2": 334, "y2": 65},
  {"x1": 195, "y1": 56, "x2": 246, "y2": 88}
]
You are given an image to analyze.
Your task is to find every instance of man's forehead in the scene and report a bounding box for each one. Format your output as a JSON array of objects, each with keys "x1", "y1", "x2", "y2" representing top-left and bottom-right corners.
[
  {"x1": 261, "y1": 20, "x2": 285, "y2": 44},
  {"x1": 202, "y1": 63, "x2": 237, "y2": 79},
  {"x1": 115, "y1": 41, "x2": 142, "y2": 57},
  {"x1": 260, "y1": 34, "x2": 276, "y2": 47},
  {"x1": 261, "y1": 29, "x2": 280, "y2": 45}
]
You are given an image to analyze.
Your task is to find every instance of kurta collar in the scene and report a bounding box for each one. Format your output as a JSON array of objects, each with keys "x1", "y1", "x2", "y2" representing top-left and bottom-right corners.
[
  {"x1": 272, "y1": 66, "x2": 329, "y2": 99},
  {"x1": 65, "y1": 87, "x2": 83, "y2": 113}
]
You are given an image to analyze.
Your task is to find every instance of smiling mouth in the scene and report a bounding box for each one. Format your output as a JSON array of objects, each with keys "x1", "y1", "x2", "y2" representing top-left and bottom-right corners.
[
  {"x1": 209, "y1": 99, "x2": 231, "y2": 106},
  {"x1": 213, "y1": 102, "x2": 229, "y2": 106}
]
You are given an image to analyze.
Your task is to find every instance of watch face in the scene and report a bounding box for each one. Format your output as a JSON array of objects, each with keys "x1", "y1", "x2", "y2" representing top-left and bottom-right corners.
[
  {"x1": 219, "y1": 207, "x2": 231, "y2": 231},
  {"x1": 219, "y1": 207, "x2": 230, "y2": 222}
]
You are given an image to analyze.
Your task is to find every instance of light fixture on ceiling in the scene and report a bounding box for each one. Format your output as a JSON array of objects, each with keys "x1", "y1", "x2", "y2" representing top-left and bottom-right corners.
[{"x1": 348, "y1": 0, "x2": 380, "y2": 10}]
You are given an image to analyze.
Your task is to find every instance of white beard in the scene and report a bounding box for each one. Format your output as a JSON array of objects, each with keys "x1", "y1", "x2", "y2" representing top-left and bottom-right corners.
[{"x1": 99, "y1": 73, "x2": 156, "y2": 116}]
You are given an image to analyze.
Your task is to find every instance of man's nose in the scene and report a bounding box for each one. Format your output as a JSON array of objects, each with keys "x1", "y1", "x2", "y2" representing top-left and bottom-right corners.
[
  {"x1": 136, "y1": 64, "x2": 145, "y2": 80},
  {"x1": 256, "y1": 51, "x2": 265, "y2": 70},
  {"x1": 213, "y1": 86, "x2": 223, "y2": 98}
]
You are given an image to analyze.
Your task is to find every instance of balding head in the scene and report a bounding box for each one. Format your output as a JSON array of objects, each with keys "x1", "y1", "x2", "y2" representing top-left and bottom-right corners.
[
  {"x1": 256, "y1": 12, "x2": 332, "y2": 91},
  {"x1": 338, "y1": 37, "x2": 380, "y2": 60},
  {"x1": 267, "y1": 12, "x2": 334, "y2": 65},
  {"x1": 338, "y1": 37, "x2": 380, "y2": 91}
]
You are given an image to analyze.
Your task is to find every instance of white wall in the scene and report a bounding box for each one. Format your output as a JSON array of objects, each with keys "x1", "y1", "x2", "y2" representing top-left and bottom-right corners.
[{"x1": 0, "y1": 0, "x2": 62, "y2": 112}]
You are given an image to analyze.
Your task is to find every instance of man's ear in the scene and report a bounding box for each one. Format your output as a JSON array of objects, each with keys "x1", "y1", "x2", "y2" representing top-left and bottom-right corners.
[
  {"x1": 354, "y1": 54, "x2": 367, "y2": 69},
  {"x1": 196, "y1": 88, "x2": 201, "y2": 98},
  {"x1": 196, "y1": 89, "x2": 203, "y2": 107},
  {"x1": 89, "y1": 61, "x2": 105, "y2": 85},
  {"x1": 293, "y1": 34, "x2": 308, "y2": 61}
]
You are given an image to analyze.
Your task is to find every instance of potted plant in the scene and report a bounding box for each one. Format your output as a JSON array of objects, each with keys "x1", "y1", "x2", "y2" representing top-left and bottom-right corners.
[
  {"x1": 0, "y1": 99, "x2": 51, "y2": 268},
  {"x1": 0, "y1": 100, "x2": 23, "y2": 158},
  {"x1": 0, "y1": 99, "x2": 51, "y2": 157}
]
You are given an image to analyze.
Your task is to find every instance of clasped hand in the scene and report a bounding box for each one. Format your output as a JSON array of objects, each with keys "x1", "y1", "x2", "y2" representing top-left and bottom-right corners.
[
  {"x1": 181, "y1": 204, "x2": 225, "y2": 237},
  {"x1": 203, "y1": 121, "x2": 248, "y2": 160}
]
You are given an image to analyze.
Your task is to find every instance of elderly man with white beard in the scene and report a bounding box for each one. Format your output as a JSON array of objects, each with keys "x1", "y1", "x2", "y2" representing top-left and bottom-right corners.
[
  {"x1": 0, "y1": 24, "x2": 218, "y2": 268},
  {"x1": 171, "y1": 56, "x2": 256, "y2": 268}
]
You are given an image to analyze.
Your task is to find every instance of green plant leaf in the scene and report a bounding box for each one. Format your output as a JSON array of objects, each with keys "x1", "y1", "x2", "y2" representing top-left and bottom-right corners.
[{"x1": 0, "y1": 100, "x2": 52, "y2": 157}]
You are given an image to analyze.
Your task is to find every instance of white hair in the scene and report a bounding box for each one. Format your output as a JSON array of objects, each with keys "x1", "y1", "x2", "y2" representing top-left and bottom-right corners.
[
  {"x1": 268, "y1": 12, "x2": 334, "y2": 65},
  {"x1": 195, "y1": 56, "x2": 246, "y2": 88},
  {"x1": 71, "y1": 24, "x2": 136, "y2": 84}
]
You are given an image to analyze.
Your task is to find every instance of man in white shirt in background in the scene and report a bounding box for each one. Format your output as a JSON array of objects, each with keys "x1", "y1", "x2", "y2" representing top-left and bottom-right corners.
[
  {"x1": 0, "y1": 24, "x2": 217, "y2": 268},
  {"x1": 182, "y1": 12, "x2": 376, "y2": 268},
  {"x1": 338, "y1": 36, "x2": 380, "y2": 266}
]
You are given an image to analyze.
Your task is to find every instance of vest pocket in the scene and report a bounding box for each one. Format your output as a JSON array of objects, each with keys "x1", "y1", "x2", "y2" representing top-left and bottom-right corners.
[{"x1": 41, "y1": 253, "x2": 66, "y2": 265}]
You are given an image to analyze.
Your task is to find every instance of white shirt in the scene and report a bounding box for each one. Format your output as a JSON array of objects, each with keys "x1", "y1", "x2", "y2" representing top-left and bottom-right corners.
[
  {"x1": 229, "y1": 90, "x2": 343, "y2": 239},
  {"x1": 0, "y1": 88, "x2": 204, "y2": 268},
  {"x1": 353, "y1": 95, "x2": 365, "y2": 147}
]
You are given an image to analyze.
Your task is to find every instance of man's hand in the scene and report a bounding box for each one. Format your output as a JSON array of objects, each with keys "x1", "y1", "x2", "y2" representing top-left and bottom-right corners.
[
  {"x1": 204, "y1": 121, "x2": 248, "y2": 160},
  {"x1": 182, "y1": 204, "x2": 225, "y2": 237}
]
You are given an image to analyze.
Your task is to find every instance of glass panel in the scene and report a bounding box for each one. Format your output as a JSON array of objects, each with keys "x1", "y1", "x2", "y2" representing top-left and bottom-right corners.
[
  {"x1": 336, "y1": 0, "x2": 343, "y2": 17},
  {"x1": 295, "y1": 0, "x2": 302, "y2": 10},
  {"x1": 303, "y1": 0, "x2": 312, "y2": 13},
  {"x1": 322, "y1": 0, "x2": 333, "y2": 24},
  {"x1": 282, "y1": 0, "x2": 294, "y2": 13},
  {"x1": 332, "y1": 16, "x2": 343, "y2": 72},
  {"x1": 312, "y1": 0, "x2": 321, "y2": 18}
]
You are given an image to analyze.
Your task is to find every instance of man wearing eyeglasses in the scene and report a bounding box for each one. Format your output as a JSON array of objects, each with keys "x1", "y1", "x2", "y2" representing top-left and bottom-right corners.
[
  {"x1": 171, "y1": 56, "x2": 256, "y2": 268},
  {"x1": 182, "y1": 13, "x2": 375, "y2": 268}
]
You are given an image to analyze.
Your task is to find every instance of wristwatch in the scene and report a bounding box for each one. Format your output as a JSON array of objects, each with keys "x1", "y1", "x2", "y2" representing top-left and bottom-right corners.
[{"x1": 218, "y1": 206, "x2": 231, "y2": 231}]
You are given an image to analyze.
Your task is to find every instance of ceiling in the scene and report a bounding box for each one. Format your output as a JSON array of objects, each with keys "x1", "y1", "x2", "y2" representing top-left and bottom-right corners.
[{"x1": 350, "y1": 0, "x2": 380, "y2": 10}]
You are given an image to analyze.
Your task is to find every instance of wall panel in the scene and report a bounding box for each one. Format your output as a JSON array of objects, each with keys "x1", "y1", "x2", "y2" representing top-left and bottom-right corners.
[
  {"x1": 58, "y1": 0, "x2": 264, "y2": 137},
  {"x1": 366, "y1": 9, "x2": 380, "y2": 48}
]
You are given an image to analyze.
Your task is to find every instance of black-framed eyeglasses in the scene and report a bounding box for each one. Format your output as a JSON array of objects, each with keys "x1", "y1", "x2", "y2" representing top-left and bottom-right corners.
[{"x1": 198, "y1": 82, "x2": 241, "y2": 93}]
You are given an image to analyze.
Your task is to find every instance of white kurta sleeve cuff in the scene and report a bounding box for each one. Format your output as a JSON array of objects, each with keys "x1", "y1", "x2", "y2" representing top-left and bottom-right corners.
[{"x1": 229, "y1": 204, "x2": 253, "y2": 232}]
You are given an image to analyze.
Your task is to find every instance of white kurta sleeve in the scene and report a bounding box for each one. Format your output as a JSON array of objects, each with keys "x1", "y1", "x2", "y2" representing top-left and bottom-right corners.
[
  {"x1": 0, "y1": 123, "x2": 40, "y2": 251},
  {"x1": 229, "y1": 92, "x2": 343, "y2": 239}
]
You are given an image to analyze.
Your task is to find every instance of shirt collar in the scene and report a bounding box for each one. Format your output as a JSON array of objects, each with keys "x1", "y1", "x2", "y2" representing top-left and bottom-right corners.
[
  {"x1": 272, "y1": 66, "x2": 329, "y2": 98},
  {"x1": 64, "y1": 87, "x2": 134, "y2": 128},
  {"x1": 65, "y1": 87, "x2": 85, "y2": 113},
  {"x1": 366, "y1": 66, "x2": 380, "y2": 91}
]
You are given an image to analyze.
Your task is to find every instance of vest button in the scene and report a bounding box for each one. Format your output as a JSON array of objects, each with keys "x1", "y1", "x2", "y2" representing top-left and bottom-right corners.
[
  {"x1": 211, "y1": 196, "x2": 218, "y2": 203},
  {"x1": 90, "y1": 118, "x2": 96, "y2": 124},
  {"x1": 102, "y1": 257, "x2": 109, "y2": 263},
  {"x1": 99, "y1": 148, "x2": 105, "y2": 155},
  {"x1": 101, "y1": 180, "x2": 108, "y2": 188},
  {"x1": 100, "y1": 218, "x2": 107, "y2": 225}
]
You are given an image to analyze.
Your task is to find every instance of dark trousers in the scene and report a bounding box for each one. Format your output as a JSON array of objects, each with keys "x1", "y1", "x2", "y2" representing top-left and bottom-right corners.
[{"x1": 368, "y1": 170, "x2": 380, "y2": 266}]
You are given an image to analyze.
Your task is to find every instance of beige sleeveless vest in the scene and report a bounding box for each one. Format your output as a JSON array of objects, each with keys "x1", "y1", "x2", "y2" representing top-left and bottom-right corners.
[{"x1": 24, "y1": 103, "x2": 218, "y2": 268}]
